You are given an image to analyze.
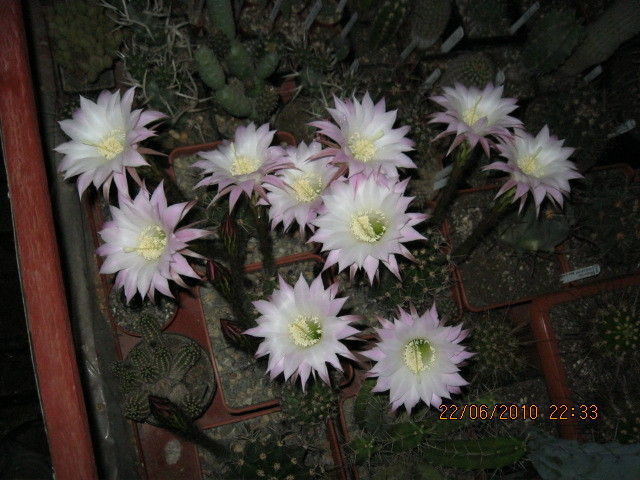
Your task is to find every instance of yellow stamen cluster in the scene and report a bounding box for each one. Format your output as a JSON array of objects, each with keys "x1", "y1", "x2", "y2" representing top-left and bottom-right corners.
[
  {"x1": 93, "y1": 129, "x2": 125, "y2": 161},
  {"x1": 348, "y1": 133, "x2": 377, "y2": 162},
  {"x1": 461, "y1": 96, "x2": 485, "y2": 127},
  {"x1": 351, "y1": 209, "x2": 387, "y2": 243},
  {"x1": 403, "y1": 338, "x2": 435, "y2": 374},
  {"x1": 288, "y1": 315, "x2": 322, "y2": 347},
  {"x1": 124, "y1": 225, "x2": 167, "y2": 260},
  {"x1": 291, "y1": 173, "x2": 323, "y2": 202},
  {"x1": 517, "y1": 147, "x2": 544, "y2": 177},
  {"x1": 230, "y1": 154, "x2": 261, "y2": 176}
]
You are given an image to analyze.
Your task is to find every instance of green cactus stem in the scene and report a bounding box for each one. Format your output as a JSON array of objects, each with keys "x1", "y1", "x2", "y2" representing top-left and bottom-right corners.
[
  {"x1": 423, "y1": 437, "x2": 526, "y2": 470},
  {"x1": 430, "y1": 141, "x2": 480, "y2": 228},
  {"x1": 206, "y1": 0, "x2": 236, "y2": 40}
]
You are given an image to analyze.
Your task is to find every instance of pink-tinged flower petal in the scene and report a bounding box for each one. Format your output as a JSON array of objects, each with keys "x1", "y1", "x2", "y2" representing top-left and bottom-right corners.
[
  {"x1": 429, "y1": 82, "x2": 522, "y2": 156},
  {"x1": 264, "y1": 141, "x2": 339, "y2": 237},
  {"x1": 194, "y1": 122, "x2": 292, "y2": 211},
  {"x1": 309, "y1": 173, "x2": 426, "y2": 284},
  {"x1": 245, "y1": 274, "x2": 358, "y2": 390},
  {"x1": 363, "y1": 303, "x2": 471, "y2": 413},
  {"x1": 97, "y1": 183, "x2": 210, "y2": 302},
  {"x1": 55, "y1": 87, "x2": 165, "y2": 197},
  {"x1": 484, "y1": 125, "x2": 581, "y2": 214},
  {"x1": 310, "y1": 92, "x2": 416, "y2": 178}
]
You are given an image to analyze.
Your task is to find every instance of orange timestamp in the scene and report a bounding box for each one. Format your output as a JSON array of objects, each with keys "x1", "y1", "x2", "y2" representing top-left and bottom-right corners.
[{"x1": 438, "y1": 403, "x2": 599, "y2": 421}]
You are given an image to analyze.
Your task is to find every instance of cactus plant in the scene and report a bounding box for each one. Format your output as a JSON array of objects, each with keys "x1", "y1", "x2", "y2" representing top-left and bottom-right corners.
[
  {"x1": 440, "y1": 53, "x2": 496, "y2": 88},
  {"x1": 466, "y1": 310, "x2": 527, "y2": 387},
  {"x1": 195, "y1": 1, "x2": 282, "y2": 122},
  {"x1": 111, "y1": 316, "x2": 215, "y2": 423},
  {"x1": 522, "y1": 9, "x2": 585, "y2": 74},
  {"x1": 43, "y1": 0, "x2": 123, "y2": 88},
  {"x1": 455, "y1": 0, "x2": 510, "y2": 39},
  {"x1": 497, "y1": 201, "x2": 575, "y2": 254},
  {"x1": 373, "y1": 227, "x2": 453, "y2": 313},
  {"x1": 592, "y1": 303, "x2": 639, "y2": 361},
  {"x1": 231, "y1": 433, "x2": 320, "y2": 479},
  {"x1": 369, "y1": 0, "x2": 412, "y2": 50},
  {"x1": 410, "y1": 0, "x2": 452, "y2": 50},
  {"x1": 278, "y1": 380, "x2": 339, "y2": 427},
  {"x1": 559, "y1": 0, "x2": 640, "y2": 76}
]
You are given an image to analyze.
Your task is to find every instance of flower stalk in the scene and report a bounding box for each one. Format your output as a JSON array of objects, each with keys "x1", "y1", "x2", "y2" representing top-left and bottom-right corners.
[
  {"x1": 206, "y1": 259, "x2": 254, "y2": 333},
  {"x1": 250, "y1": 199, "x2": 277, "y2": 278},
  {"x1": 430, "y1": 141, "x2": 478, "y2": 228}
]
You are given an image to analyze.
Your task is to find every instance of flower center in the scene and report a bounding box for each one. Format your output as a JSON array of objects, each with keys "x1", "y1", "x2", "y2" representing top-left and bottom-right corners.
[
  {"x1": 288, "y1": 315, "x2": 322, "y2": 347},
  {"x1": 291, "y1": 173, "x2": 323, "y2": 202},
  {"x1": 230, "y1": 154, "x2": 260, "y2": 176},
  {"x1": 403, "y1": 338, "x2": 435, "y2": 374},
  {"x1": 124, "y1": 225, "x2": 167, "y2": 260},
  {"x1": 96, "y1": 129, "x2": 126, "y2": 160},
  {"x1": 517, "y1": 147, "x2": 544, "y2": 177},
  {"x1": 461, "y1": 96, "x2": 485, "y2": 127},
  {"x1": 350, "y1": 209, "x2": 387, "y2": 243},
  {"x1": 348, "y1": 133, "x2": 378, "y2": 162}
]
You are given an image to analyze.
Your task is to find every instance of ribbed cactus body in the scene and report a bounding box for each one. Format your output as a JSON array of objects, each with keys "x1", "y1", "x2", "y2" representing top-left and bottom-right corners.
[
  {"x1": 112, "y1": 332, "x2": 213, "y2": 423},
  {"x1": 43, "y1": 0, "x2": 122, "y2": 84},
  {"x1": 560, "y1": 0, "x2": 640, "y2": 76},
  {"x1": 523, "y1": 10, "x2": 585, "y2": 74},
  {"x1": 423, "y1": 437, "x2": 527, "y2": 470},
  {"x1": 441, "y1": 53, "x2": 496, "y2": 88},
  {"x1": 226, "y1": 41, "x2": 256, "y2": 81},
  {"x1": 196, "y1": 47, "x2": 226, "y2": 91},
  {"x1": 411, "y1": 0, "x2": 452, "y2": 49},
  {"x1": 207, "y1": 0, "x2": 236, "y2": 40},
  {"x1": 255, "y1": 51, "x2": 280, "y2": 80},
  {"x1": 168, "y1": 342, "x2": 201, "y2": 383},
  {"x1": 370, "y1": 0, "x2": 411, "y2": 50},
  {"x1": 215, "y1": 83, "x2": 253, "y2": 118}
]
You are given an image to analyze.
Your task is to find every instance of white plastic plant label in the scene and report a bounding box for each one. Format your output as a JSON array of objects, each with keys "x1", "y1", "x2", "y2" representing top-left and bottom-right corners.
[{"x1": 560, "y1": 264, "x2": 601, "y2": 283}]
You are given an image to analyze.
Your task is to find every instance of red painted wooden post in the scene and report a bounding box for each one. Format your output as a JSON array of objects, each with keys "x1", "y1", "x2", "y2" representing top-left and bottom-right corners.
[{"x1": 0, "y1": 1, "x2": 98, "y2": 478}]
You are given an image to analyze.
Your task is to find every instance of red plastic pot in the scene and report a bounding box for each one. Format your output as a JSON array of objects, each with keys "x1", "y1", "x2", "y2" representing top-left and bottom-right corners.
[{"x1": 529, "y1": 272, "x2": 640, "y2": 441}]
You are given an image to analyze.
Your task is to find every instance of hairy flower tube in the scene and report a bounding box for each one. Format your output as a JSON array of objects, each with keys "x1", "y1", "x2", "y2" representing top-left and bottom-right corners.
[
  {"x1": 245, "y1": 275, "x2": 360, "y2": 390},
  {"x1": 263, "y1": 141, "x2": 339, "y2": 236},
  {"x1": 55, "y1": 87, "x2": 166, "y2": 197},
  {"x1": 484, "y1": 125, "x2": 582, "y2": 213},
  {"x1": 309, "y1": 173, "x2": 427, "y2": 284},
  {"x1": 429, "y1": 82, "x2": 522, "y2": 156},
  {"x1": 309, "y1": 92, "x2": 416, "y2": 178},
  {"x1": 363, "y1": 304, "x2": 472, "y2": 412},
  {"x1": 193, "y1": 123, "x2": 291, "y2": 211},
  {"x1": 97, "y1": 182, "x2": 210, "y2": 302}
]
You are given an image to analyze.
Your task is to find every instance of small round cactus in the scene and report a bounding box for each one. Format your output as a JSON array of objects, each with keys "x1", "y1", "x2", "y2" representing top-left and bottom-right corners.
[
  {"x1": 441, "y1": 53, "x2": 496, "y2": 89},
  {"x1": 278, "y1": 380, "x2": 339, "y2": 427},
  {"x1": 592, "y1": 303, "x2": 639, "y2": 361},
  {"x1": 467, "y1": 310, "x2": 527, "y2": 387},
  {"x1": 231, "y1": 433, "x2": 320, "y2": 479}
]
